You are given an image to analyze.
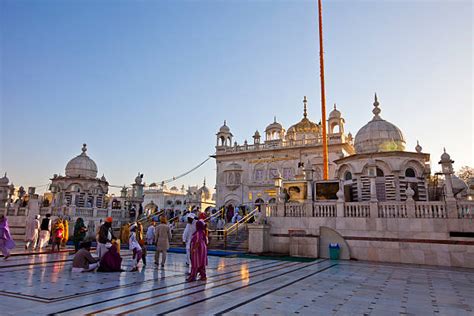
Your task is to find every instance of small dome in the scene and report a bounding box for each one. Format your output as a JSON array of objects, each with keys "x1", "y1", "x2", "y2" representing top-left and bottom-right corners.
[
  {"x1": 170, "y1": 186, "x2": 178, "y2": 191},
  {"x1": 253, "y1": 130, "x2": 261, "y2": 138},
  {"x1": 0, "y1": 173, "x2": 9, "y2": 185},
  {"x1": 452, "y1": 175, "x2": 468, "y2": 195},
  {"x1": 265, "y1": 117, "x2": 283, "y2": 132},
  {"x1": 149, "y1": 182, "x2": 157, "y2": 187},
  {"x1": 100, "y1": 174, "x2": 107, "y2": 182},
  {"x1": 219, "y1": 120, "x2": 230, "y2": 133},
  {"x1": 198, "y1": 179, "x2": 211, "y2": 199},
  {"x1": 354, "y1": 94, "x2": 405, "y2": 154},
  {"x1": 328, "y1": 104, "x2": 341, "y2": 119},
  {"x1": 440, "y1": 148, "x2": 452, "y2": 163},
  {"x1": 65, "y1": 144, "x2": 98, "y2": 178}
]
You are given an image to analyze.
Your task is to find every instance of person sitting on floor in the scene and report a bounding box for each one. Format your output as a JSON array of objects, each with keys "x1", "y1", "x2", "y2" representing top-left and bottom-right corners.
[
  {"x1": 72, "y1": 241, "x2": 99, "y2": 272},
  {"x1": 97, "y1": 243, "x2": 123, "y2": 272}
]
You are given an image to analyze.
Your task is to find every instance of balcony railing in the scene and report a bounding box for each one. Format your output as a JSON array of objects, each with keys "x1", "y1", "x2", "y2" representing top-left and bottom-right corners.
[
  {"x1": 314, "y1": 202, "x2": 337, "y2": 217},
  {"x1": 415, "y1": 202, "x2": 446, "y2": 218},
  {"x1": 270, "y1": 200, "x2": 469, "y2": 220},
  {"x1": 345, "y1": 202, "x2": 370, "y2": 218},
  {"x1": 457, "y1": 201, "x2": 473, "y2": 219}
]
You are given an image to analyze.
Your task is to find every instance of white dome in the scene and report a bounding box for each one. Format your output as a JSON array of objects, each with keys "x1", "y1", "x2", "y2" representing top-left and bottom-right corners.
[
  {"x1": 219, "y1": 120, "x2": 230, "y2": 133},
  {"x1": 65, "y1": 144, "x2": 98, "y2": 178},
  {"x1": 354, "y1": 95, "x2": 405, "y2": 154},
  {"x1": 265, "y1": 117, "x2": 283, "y2": 132},
  {"x1": 328, "y1": 104, "x2": 341, "y2": 119}
]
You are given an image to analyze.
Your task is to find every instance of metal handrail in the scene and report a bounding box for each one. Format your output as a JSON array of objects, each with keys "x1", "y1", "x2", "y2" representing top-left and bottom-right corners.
[{"x1": 226, "y1": 207, "x2": 258, "y2": 234}]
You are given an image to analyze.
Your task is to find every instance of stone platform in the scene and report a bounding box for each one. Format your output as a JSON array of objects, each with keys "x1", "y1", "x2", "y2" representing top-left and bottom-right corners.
[{"x1": 1, "y1": 250, "x2": 473, "y2": 315}]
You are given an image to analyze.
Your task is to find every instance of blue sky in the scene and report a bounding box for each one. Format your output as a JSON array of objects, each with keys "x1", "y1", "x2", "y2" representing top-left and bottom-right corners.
[{"x1": 1, "y1": 0, "x2": 472, "y2": 194}]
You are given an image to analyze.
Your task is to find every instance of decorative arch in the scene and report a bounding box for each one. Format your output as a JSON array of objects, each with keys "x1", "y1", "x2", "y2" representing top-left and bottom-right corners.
[
  {"x1": 400, "y1": 159, "x2": 425, "y2": 178},
  {"x1": 335, "y1": 163, "x2": 356, "y2": 180}
]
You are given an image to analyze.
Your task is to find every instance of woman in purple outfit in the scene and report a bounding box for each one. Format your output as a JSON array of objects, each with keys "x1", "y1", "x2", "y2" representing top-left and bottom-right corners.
[
  {"x1": 186, "y1": 220, "x2": 208, "y2": 282},
  {"x1": 0, "y1": 215, "x2": 16, "y2": 260}
]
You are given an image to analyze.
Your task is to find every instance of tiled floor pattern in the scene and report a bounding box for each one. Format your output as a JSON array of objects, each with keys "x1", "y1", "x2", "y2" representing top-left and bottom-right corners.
[{"x1": 1, "y1": 250, "x2": 473, "y2": 315}]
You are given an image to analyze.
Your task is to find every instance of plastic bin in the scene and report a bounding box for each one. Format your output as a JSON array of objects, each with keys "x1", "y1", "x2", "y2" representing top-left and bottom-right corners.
[{"x1": 329, "y1": 243, "x2": 340, "y2": 260}]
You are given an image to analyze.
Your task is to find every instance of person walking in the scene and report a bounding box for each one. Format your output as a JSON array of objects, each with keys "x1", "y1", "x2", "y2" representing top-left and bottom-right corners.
[
  {"x1": 186, "y1": 220, "x2": 208, "y2": 282},
  {"x1": 182, "y1": 214, "x2": 196, "y2": 269},
  {"x1": 37, "y1": 213, "x2": 52, "y2": 250},
  {"x1": 73, "y1": 217, "x2": 87, "y2": 252},
  {"x1": 146, "y1": 221, "x2": 156, "y2": 245},
  {"x1": 216, "y1": 216, "x2": 225, "y2": 240},
  {"x1": 0, "y1": 215, "x2": 15, "y2": 260},
  {"x1": 51, "y1": 218, "x2": 64, "y2": 252},
  {"x1": 129, "y1": 223, "x2": 142, "y2": 272},
  {"x1": 155, "y1": 216, "x2": 172, "y2": 268},
  {"x1": 25, "y1": 215, "x2": 40, "y2": 250}
]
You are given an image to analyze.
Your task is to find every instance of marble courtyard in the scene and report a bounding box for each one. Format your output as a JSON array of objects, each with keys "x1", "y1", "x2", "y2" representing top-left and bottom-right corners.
[{"x1": 1, "y1": 249, "x2": 474, "y2": 315}]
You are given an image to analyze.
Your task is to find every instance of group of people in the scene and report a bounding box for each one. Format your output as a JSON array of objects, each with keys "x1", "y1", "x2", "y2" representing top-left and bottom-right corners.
[{"x1": 1, "y1": 209, "x2": 211, "y2": 282}]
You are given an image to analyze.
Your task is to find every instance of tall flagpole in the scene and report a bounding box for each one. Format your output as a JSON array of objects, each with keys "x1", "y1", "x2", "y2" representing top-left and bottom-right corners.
[{"x1": 318, "y1": 0, "x2": 329, "y2": 180}]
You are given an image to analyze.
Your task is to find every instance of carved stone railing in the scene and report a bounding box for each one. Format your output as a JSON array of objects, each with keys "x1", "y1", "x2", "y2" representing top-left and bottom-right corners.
[
  {"x1": 284, "y1": 203, "x2": 306, "y2": 217},
  {"x1": 17, "y1": 207, "x2": 27, "y2": 216},
  {"x1": 75, "y1": 207, "x2": 94, "y2": 218},
  {"x1": 415, "y1": 202, "x2": 446, "y2": 218},
  {"x1": 457, "y1": 201, "x2": 473, "y2": 219},
  {"x1": 378, "y1": 202, "x2": 407, "y2": 218},
  {"x1": 314, "y1": 202, "x2": 337, "y2": 217},
  {"x1": 345, "y1": 202, "x2": 370, "y2": 217},
  {"x1": 96, "y1": 209, "x2": 108, "y2": 218}
]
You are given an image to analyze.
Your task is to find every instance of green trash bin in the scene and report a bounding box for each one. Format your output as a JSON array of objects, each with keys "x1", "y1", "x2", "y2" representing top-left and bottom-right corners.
[{"x1": 329, "y1": 243, "x2": 340, "y2": 260}]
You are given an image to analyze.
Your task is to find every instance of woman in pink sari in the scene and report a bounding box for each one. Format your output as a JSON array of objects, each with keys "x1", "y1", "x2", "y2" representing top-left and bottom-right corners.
[
  {"x1": 0, "y1": 215, "x2": 16, "y2": 260},
  {"x1": 187, "y1": 220, "x2": 208, "y2": 282}
]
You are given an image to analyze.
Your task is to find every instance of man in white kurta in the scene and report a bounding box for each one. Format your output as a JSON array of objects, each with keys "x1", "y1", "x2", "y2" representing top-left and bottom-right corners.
[
  {"x1": 25, "y1": 215, "x2": 41, "y2": 250},
  {"x1": 182, "y1": 214, "x2": 196, "y2": 269}
]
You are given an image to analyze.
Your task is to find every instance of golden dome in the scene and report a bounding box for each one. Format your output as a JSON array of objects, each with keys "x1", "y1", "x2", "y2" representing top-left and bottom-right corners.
[{"x1": 287, "y1": 96, "x2": 320, "y2": 134}]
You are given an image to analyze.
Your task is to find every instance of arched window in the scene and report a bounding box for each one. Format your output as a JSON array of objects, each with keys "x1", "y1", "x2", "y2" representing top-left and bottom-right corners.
[
  {"x1": 344, "y1": 171, "x2": 352, "y2": 180},
  {"x1": 405, "y1": 168, "x2": 416, "y2": 178},
  {"x1": 376, "y1": 168, "x2": 384, "y2": 177}
]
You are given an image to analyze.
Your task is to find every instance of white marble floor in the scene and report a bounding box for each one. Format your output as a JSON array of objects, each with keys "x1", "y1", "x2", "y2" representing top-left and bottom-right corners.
[{"x1": 1, "y1": 250, "x2": 473, "y2": 315}]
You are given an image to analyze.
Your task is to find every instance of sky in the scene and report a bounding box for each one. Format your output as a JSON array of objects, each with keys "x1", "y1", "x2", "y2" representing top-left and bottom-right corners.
[{"x1": 1, "y1": 0, "x2": 472, "y2": 195}]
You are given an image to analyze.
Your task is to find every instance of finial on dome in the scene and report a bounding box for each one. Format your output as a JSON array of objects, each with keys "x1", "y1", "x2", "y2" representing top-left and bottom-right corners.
[
  {"x1": 82, "y1": 143, "x2": 87, "y2": 153},
  {"x1": 334, "y1": 103, "x2": 337, "y2": 110},
  {"x1": 372, "y1": 93, "x2": 381, "y2": 118},
  {"x1": 274, "y1": 116, "x2": 277, "y2": 123},
  {"x1": 203, "y1": 178, "x2": 206, "y2": 186},
  {"x1": 303, "y1": 96, "x2": 308, "y2": 118},
  {"x1": 443, "y1": 147, "x2": 446, "y2": 153},
  {"x1": 224, "y1": 120, "x2": 227, "y2": 126},
  {"x1": 415, "y1": 140, "x2": 422, "y2": 153}
]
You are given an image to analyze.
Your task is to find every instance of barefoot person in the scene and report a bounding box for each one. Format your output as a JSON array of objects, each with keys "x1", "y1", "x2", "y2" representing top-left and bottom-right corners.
[
  {"x1": 72, "y1": 241, "x2": 99, "y2": 272},
  {"x1": 129, "y1": 223, "x2": 142, "y2": 272},
  {"x1": 25, "y1": 215, "x2": 40, "y2": 250},
  {"x1": 186, "y1": 220, "x2": 208, "y2": 282},
  {"x1": 0, "y1": 215, "x2": 15, "y2": 260},
  {"x1": 155, "y1": 215, "x2": 172, "y2": 268}
]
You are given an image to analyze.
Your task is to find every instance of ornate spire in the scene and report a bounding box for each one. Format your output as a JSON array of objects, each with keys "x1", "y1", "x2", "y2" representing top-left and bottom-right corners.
[
  {"x1": 223, "y1": 120, "x2": 227, "y2": 126},
  {"x1": 81, "y1": 143, "x2": 87, "y2": 155},
  {"x1": 274, "y1": 116, "x2": 277, "y2": 123},
  {"x1": 203, "y1": 178, "x2": 206, "y2": 187},
  {"x1": 372, "y1": 93, "x2": 381, "y2": 118},
  {"x1": 303, "y1": 96, "x2": 308, "y2": 118},
  {"x1": 334, "y1": 103, "x2": 337, "y2": 110}
]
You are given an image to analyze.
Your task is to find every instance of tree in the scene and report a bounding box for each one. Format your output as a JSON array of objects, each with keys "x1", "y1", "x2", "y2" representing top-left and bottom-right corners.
[{"x1": 457, "y1": 166, "x2": 474, "y2": 183}]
